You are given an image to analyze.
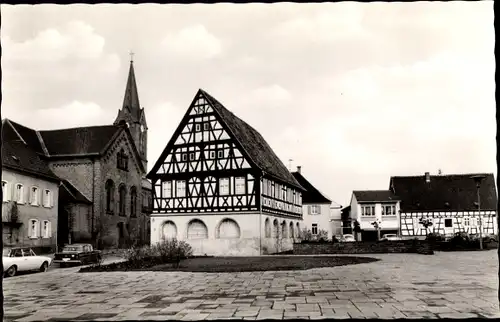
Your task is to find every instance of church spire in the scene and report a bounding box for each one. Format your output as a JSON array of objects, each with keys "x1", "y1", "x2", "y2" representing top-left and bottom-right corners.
[{"x1": 121, "y1": 55, "x2": 141, "y2": 119}]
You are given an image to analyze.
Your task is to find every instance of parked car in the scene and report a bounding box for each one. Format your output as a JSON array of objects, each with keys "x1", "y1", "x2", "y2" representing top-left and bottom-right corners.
[
  {"x1": 3, "y1": 247, "x2": 53, "y2": 277},
  {"x1": 53, "y1": 243, "x2": 102, "y2": 267},
  {"x1": 380, "y1": 234, "x2": 402, "y2": 241},
  {"x1": 340, "y1": 234, "x2": 356, "y2": 242}
]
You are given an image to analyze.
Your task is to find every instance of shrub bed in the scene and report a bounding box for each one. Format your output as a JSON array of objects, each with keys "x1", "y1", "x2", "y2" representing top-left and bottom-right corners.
[
  {"x1": 427, "y1": 232, "x2": 498, "y2": 251},
  {"x1": 80, "y1": 239, "x2": 193, "y2": 273},
  {"x1": 293, "y1": 239, "x2": 433, "y2": 255}
]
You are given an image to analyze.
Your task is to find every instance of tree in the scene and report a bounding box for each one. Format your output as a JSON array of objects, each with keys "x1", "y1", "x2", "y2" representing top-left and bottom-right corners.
[
  {"x1": 419, "y1": 217, "x2": 433, "y2": 236},
  {"x1": 371, "y1": 219, "x2": 382, "y2": 240},
  {"x1": 352, "y1": 220, "x2": 362, "y2": 241}
]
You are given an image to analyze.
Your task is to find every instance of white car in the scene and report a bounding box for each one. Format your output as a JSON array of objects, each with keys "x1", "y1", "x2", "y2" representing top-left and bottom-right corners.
[
  {"x1": 341, "y1": 234, "x2": 356, "y2": 242},
  {"x1": 3, "y1": 247, "x2": 53, "y2": 277},
  {"x1": 380, "y1": 234, "x2": 402, "y2": 241}
]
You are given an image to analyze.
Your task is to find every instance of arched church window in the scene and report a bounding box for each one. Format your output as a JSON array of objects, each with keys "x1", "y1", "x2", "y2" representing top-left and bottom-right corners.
[
  {"x1": 105, "y1": 179, "x2": 115, "y2": 214},
  {"x1": 117, "y1": 149, "x2": 129, "y2": 171},
  {"x1": 130, "y1": 186, "x2": 137, "y2": 217},
  {"x1": 119, "y1": 184, "x2": 127, "y2": 216}
]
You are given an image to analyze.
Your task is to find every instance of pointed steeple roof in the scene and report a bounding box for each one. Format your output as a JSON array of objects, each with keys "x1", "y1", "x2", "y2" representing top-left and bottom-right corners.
[{"x1": 121, "y1": 60, "x2": 141, "y2": 120}]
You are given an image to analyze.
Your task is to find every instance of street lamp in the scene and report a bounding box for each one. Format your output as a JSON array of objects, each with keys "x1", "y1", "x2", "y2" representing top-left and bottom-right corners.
[{"x1": 471, "y1": 174, "x2": 486, "y2": 250}]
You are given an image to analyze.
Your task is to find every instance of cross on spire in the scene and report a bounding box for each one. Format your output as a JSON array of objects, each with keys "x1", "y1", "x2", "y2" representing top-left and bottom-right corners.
[{"x1": 129, "y1": 50, "x2": 135, "y2": 63}]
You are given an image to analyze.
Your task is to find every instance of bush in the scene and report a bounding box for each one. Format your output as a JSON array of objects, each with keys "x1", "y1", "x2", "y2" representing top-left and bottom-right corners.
[
  {"x1": 125, "y1": 239, "x2": 193, "y2": 266},
  {"x1": 332, "y1": 236, "x2": 339, "y2": 244},
  {"x1": 426, "y1": 232, "x2": 445, "y2": 242},
  {"x1": 450, "y1": 232, "x2": 470, "y2": 247}
]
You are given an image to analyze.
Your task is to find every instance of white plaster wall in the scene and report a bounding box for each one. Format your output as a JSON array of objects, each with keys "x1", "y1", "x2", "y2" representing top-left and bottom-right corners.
[
  {"x1": 301, "y1": 203, "x2": 332, "y2": 238},
  {"x1": 150, "y1": 212, "x2": 302, "y2": 256},
  {"x1": 354, "y1": 202, "x2": 400, "y2": 232}
]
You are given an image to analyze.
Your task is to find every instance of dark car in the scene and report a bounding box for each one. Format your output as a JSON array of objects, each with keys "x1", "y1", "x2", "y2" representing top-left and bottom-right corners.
[{"x1": 53, "y1": 243, "x2": 102, "y2": 267}]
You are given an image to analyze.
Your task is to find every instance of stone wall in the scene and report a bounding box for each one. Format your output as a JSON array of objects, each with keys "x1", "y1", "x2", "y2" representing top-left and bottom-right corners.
[{"x1": 293, "y1": 240, "x2": 433, "y2": 255}]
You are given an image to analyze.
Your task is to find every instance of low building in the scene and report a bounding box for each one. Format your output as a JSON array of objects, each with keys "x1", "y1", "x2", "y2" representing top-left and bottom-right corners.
[
  {"x1": 291, "y1": 167, "x2": 334, "y2": 239},
  {"x1": 349, "y1": 190, "x2": 401, "y2": 241},
  {"x1": 391, "y1": 172, "x2": 498, "y2": 237},
  {"x1": 2, "y1": 119, "x2": 60, "y2": 251}
]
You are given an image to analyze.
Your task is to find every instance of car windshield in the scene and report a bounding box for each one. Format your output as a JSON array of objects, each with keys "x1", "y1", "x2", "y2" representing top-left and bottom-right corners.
[
  {"x1": 384, "y1": 234, "x2": 397, "y2": 237},
  {"x1": 63, "y1": 246, "x2": 83, "y2": 252}
]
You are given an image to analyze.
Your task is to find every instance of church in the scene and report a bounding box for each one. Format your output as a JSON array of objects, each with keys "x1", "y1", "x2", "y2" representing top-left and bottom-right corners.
[
  {"x1": 2, "y1": 59, "x2": 152, "y2": 249},
  {"x1": 147, "y1": 89, "x2": 306, "y2": 255}
]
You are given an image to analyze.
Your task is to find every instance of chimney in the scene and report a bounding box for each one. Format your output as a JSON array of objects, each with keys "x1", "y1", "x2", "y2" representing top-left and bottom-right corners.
[
  {"x1": 425, "y1": 172, "x2": 430, "y2": 183},
  {"x1": 297, "y1": 166, "x2": 302, "y2": 173}
]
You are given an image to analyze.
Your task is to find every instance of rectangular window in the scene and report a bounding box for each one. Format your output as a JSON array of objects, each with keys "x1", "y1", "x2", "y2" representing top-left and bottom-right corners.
[
  {"x1": 268, "y1": 181, "x2": 272, "y2": 196},
  {"x1": 29, "y1": 219, "x2": 39, "y2": 238},
  {"x1": 176, "y1": 181, "x2": 186, "y2": 197},
  {"x1": 445, "y1": 218, "x2": 452, "y2": 227},
  {"x1": 15, "y1": 184, "x2": 24, "y2": 203},
  {"x1": 210, "y1": 151, "x2": 216, "y2": 159},
  {"x1": 217, "y1": 150, "x2": 224, "y2": 159},
  {"x1": 219, "y1": 178, "x2": 229, "y2": 195},
  {"x1": 312, "y1": 224, "x2": 318, "y2": 235},
  {"x1": 464, "y1": 218, "x2": 470, "y2": 226},
  {"x1": 182, "y1": 153, "x2": 188, "y2": 161},
  {"x1": 2, "y1": 181, "x2": 8, "y2": 202},
  {"x1": 195, "y1": 123, "x2": 201, "y2": 132},
  {"x1": 43, "y1": 190, "x2": 52, "y2": 207},
  {"x1": 235, "y1": 177, "x2": 245, "y2": 195},
  {"x1": 263, "y1": 179, "x2": 267, "y2": 195},
  {"x1": 310, "y1": 205, "x2": 321, "y2": 215},
  {"x1": 361, "y1": 205, "x2": 375, "y2": 216},
  {"x1": 42, "y1": 220, "x2": 51, "y2": 238},
  {"x1": 30, "y1": 187, "x2": 39, "y2": 206},
  {"x1": 293, "y1": 191, "x2": 296, "y2": 204},
  {"x1": 189, "y1": 152, "x2": 195, "y2": 160},
  {"x1": 275, "y1": 184, "x2": 279, "y2": 199},
  {"x1": 203, "y1": 123, "x2": 210, "y2": 131},
  {"x1": 162, "y1": 181, "x2": 172, "y2": 198},
  {"x1": 281, "y1": 187, "x2": 286, "y2": 200},
  {"x1": 382, "y1": 204, "x2": 396, "y2": 216}
]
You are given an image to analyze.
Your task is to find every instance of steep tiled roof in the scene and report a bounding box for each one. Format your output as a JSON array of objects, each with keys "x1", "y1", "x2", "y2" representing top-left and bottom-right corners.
[
  {"x1": 390, "y1": 173, "x2": 498, "y2": 212},
  {"x1": 1, "y1": 120, "x2": 59, "y2": 181},
  {"x1": 7, "y1": 120, "x2": 45, "y2": 154},
  {"x1": 60, "y1": 180, "x2": 92, "y2": 204},
  {"x1": 353, "y1": 190, "x2": 400, "y2": 203},
  {"x1": 291, "y1": 171, "x2": 331, "y2": 203},
  {"x1": 201, "y1": 90, "x2": 303, "y2": 190},
  {"x1": 39, "y1": 125, "x2": 120, "y2": 156}
]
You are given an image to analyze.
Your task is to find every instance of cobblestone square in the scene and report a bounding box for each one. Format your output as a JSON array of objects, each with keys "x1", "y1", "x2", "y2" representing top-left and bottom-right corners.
[{"x1": 3, "y1": 251, "x2": 499, "y2": 320}]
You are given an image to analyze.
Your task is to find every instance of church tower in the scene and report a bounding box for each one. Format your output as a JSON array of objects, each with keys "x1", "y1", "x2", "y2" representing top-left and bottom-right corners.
[{"x1": 114, "y1": 57, "x2": 148, "y2": 173}]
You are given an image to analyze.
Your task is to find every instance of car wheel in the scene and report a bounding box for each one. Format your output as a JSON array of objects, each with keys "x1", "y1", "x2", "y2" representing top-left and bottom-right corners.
[
  {"x1": 40, "y1": 261, "x2": 49, "y2": 272},
  {"x1": 5, "y1": 265, "x2": 17, "y2": 277}
]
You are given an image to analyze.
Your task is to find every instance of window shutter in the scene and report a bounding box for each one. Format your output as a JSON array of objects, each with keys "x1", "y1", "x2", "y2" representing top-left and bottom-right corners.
[
  {"x1": 308, "y1": 206, "x2": 312, "y2": 214},
  {"x1": 49, "y1": 221, "x2": 52, "y2": 238},
  {"x1": 28, "y1": 220, "x2": 33, "y2": 238}
]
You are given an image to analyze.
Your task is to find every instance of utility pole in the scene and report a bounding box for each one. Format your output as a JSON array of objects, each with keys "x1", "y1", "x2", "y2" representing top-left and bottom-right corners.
[{"x1": 471, "y1": 175, "x2": 486, "y2": 250}]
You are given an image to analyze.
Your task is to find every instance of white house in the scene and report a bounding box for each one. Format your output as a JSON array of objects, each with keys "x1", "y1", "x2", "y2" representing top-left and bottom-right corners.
[
  {"x1": 391, "y1": 172, "x2": 498, "y2": 237},
  {"x1": 147, "y1": 89, "x2": 305, "y2": 256},
  {"x1": 292, "y1": 167, "x2": 335, "y2": 239},
  {"x1": 349, "y1": 190, "x2": 401, "y2": 241}
]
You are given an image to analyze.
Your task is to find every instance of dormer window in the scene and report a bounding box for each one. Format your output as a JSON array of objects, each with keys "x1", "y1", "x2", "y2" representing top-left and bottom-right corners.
[{"x1": 117, "y1": 149, "x2": 129, "y2": 171}]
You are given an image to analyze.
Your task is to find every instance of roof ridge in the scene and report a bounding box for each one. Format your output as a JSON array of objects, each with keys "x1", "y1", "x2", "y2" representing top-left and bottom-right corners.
[
  {"x1": 391, "y1": 172, "x2": 494, "y2": 178},
  {"x1": 39, "y1": 124, "x2": 117, "y2": 132}
]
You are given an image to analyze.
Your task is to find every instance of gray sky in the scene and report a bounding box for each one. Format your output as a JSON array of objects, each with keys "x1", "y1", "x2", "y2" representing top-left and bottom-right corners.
[{"x1": 2, "y1": 2, "x2": 496, "y2": 206}]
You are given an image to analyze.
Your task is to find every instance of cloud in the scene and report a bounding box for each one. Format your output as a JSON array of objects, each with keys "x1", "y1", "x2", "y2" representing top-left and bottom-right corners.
[
  {"x1": 3, "y1": 21, "x2": 106, "y2": 63},
  {"x1": 28, "y1": 101, "x2": 114, "y2": 130},
  {"x1": 250, "y1": 84, "x2": 292, "y2": 108},
  {"x1": 160, "y1": 25, "x2": 223, "y2": 60}
]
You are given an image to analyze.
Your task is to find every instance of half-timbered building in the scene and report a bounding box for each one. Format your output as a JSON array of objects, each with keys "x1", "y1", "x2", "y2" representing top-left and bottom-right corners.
[
  {"x1": 391, "y1": 172, "x2": 498, "y2": 237},
  {"x1": 147, "y1": 89, "x2": 305, "y2": 255}
]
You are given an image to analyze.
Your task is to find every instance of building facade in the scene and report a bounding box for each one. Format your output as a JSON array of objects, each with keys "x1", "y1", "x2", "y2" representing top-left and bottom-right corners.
[
  {"x1": 291, "y1": 167, "x2": 335, "y2": 239},
  {"x1": 391, "y1": 172, "x2": 498, "y2": 238},
  {"x1": 2, "y1": 61, "x2": 152, "y2": 249},
  {"x1": 147, "y1": 89, "x2": 305, "y2": 255},
  {"x1": 2, "y1": 121, "x2": 60, "y2": 251},
  {"x1": 349, "y1": 190, "x2": 401, "y2": 241}
]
